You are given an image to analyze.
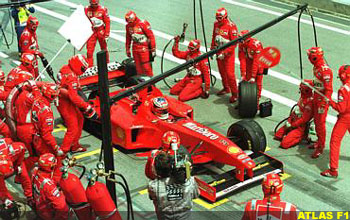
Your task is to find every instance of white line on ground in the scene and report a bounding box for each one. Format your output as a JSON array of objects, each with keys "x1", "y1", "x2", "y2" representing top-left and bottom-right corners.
[
  {"x1": 0, "y1": 52, "x2": 9, "y2": 58},
  {"x1": 34, "y1": 2, "x2": 337, "y2": 124},
  {"x1": 221, "y1": 0, "x2": 350, "y2": 36}
]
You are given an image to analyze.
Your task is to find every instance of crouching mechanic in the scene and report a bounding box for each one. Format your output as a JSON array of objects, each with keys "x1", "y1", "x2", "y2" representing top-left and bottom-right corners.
[
  {"x1": 274, "y1": 80, "x2": 314, "y2": 149},
  {"x1": 85, "y1": 0, "x2": 110, "y2": 67},
  {"x1": 170, "y1": 37, "x2": 210, "y2": 101},
  {"x1": 148, "y1": 151, "x2": 199, "y2": 220},
  {"x1": 145, "y1": 131, "x2": 180, "y2": 180},
  {"x1": 242, "y1": 173, "x2": 298, "y2": 220},
  {"x1": 32, "y1": 153, "x2": 69, "y2": 220},
  {"x1": 321, "y1": 65, "x2": 350, "y2": 178},
  {"x1": 32, "y1": 83, "x2": 64, "y2": 182},
  {"x1": 0, "y1": 138, "x2": 33, "y2": 207},
  {"x1": 125, "y1": 10, "x2": 156, "y2": 77},
  {"x1": 57, "y1": 54, "x2": 98, "y2": 154}
]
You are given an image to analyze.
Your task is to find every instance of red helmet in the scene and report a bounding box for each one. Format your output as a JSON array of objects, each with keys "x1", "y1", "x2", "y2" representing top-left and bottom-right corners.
[
  {"x1": 151, "y1": 97, "x2": 169, "y2": 119},
  {"x1": 41, "y1": 83, "x2": 60, "y2": 102},
  {"x1": 338, "y1": 65, "x2": 350, "y2": 84},
  {"x1": 307, "y1": 47, "x2": 324, "y2": 65},
  {"x1": 21, "y1": 53, "x2": 36, "y2": 72},
  {"x1": 162, "y1": 131, "x2": 180, "y2": 151},
  {"x1": 188, "y1": 39, "x2": 200, "y2": 52},
  {"x1": 68, "y1": 54, "x2": 89, "y2": 76},
  {"x1": 246, "y1": 39, "x2": 263, "y2": 59},
  {"x1": 216, "y1": 8, "x2": 228, "y2": 22},
  {"x1": 38, "y1": 153, "x2": 57, "y2": 172},
  {"x1": 299, "y1": 79, "x2": 313, "y2": 97},
  {"x1": 262, "y1": 173, "x2": 284, "y2": 197},
  {"x1": 27, "y1": 16, "x2": 39, "y2": 32},
  {"x1": 125, "y1": 11, "x2": 137, "y2": 24},
  {"x1": 0, "y1": 70, "x2": 5, "y2": 86},
  {"x1": 239, "y1": 30, "x2": 250, "y2": 43},
  {"x1": 89, "y1": 0, "x2": 99, "y2": 7},
  {"x1": 0, "y1": 155, "x2": 14, "y2": 176}
]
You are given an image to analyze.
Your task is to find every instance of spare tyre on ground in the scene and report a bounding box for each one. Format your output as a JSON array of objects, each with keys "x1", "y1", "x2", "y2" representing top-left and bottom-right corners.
[{"x1": 238, "y1": 81, "x2": 258, "y2": 118}]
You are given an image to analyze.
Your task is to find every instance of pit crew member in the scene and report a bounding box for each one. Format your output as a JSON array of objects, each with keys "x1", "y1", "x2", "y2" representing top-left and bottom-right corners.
[
  {"x1": 57, "y1": 54, "x2": 98, "y2": 153},
  {"x1": 0, "y1": 69, "x2": 10, "y2": 138},
  {"x1": 170, "y1": 37, "x2": 210, "y2": 101},
  {"x1": 307, "y1": 47, "x2": 333, "y2": 158},
  {"x1": 148, "y1": 152, "x2": 199, "y2": 220},
  {"x1": 0, "y1": 138, "x2": 33, "y2": 207},
  {"x1": 31, "y1": 83, "x2": 64, "y2": 182},
  {"x1": 238, "y1": 32, "x2": 265, "y2": 103},
  {"x1": 321, "y1": 65, "x2": 350, "y2": 178},
  {"x1": 125, "y1": 10, "x2": 156, "y2": 77},
  {"x1": 85, "y1": 0, "x2": 110, "y2": 67},
  {"x1": 145, "y1": 131, "x2": 180, "y2": 180},
  {"x1": 242, "y1": 173, "x2": 298, "y2": 220},
  {"x1": 19, "y1": 15, "x2": 40, "y2": 54},
  {"x1": 274, "y1": 80, "x2": 314, "y2": 149},
  {"x1": 211, "y1": 7, "x2": 238, "y2": 103},
  {"x1": 32, "y1": 153, "x2": 69, "y2": 220}
]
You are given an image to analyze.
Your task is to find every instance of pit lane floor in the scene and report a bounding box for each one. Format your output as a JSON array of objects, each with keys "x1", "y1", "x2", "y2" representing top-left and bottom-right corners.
[{"x1": 1, "y1": 0, "x2": 350, "y2": 219}]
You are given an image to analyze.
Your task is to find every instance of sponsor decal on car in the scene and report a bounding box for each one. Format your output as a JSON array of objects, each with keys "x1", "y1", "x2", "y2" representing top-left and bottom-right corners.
[{"x1": 182, "y1": 122, "x2": 219, "y2": 140}]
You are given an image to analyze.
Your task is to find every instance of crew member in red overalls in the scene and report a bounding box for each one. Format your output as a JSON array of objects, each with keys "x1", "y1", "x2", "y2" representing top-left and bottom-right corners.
[
  {"x1": 170, "y1": 37, "x2": 210, "y2": 101},
  {"x1": 125, "y1": 11, "x2": 156, "y2": 77},
  {"x1": 211, "y1": 8, "x2": 238, "y2": 103},
  {"x1": 85, "y1": 0, "x2": 110, "y2": 67},
  {"x1": 321, "y1": 65, "x2": 350, "y2": 177}
]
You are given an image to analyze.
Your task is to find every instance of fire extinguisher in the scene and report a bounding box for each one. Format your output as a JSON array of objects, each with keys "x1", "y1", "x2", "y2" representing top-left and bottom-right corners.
[
  {"x1": 59, "y1": 155, "x2": 93, "y2": 220},
  {"x1": 86, "y1": 165, "x2": 122, "y2": 220}
]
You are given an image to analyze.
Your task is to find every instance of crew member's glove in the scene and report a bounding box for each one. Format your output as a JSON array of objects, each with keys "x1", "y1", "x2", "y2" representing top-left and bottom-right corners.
[
  {"x1": 151, "y1": 49, "x2": 156, "y2": 60},
  {"x1": 248, "y1": 78, "x2": 256, "y2": 83},
  {"x1": 285, "y1": 121, "x2": 291, "y2": 128},
  {"x1": 4, "y1": 199, "x2": 13, "y2": 208},
  {"x1": 34, "y1": 50, "x2": 44, "y2": 58},
  {"x1": 84, "y1": 105, "x2": 99, "y2": 120},
  {"x1": 126, "y1": 50, "x2": 131, "y2": 58},
  {"x1": 174, "y1": 35, "x2": 180, "y2": 43},
  {"x1": 54, "y1": 145, "x2": 64, "y2": 157},
  {"x1": 16, "y1": 166, "x2": 22, "y2": 175}
]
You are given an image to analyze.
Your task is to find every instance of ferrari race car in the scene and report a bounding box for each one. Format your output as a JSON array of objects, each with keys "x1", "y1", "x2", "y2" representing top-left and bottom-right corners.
[{"x1": 79, "y1": 59, "x2": 283, "y2": 202}]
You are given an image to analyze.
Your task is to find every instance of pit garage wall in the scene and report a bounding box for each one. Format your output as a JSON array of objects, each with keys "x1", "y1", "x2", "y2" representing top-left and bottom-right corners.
[{"x1": 274, "y1": 0, "x2": 350, "y2": 17}]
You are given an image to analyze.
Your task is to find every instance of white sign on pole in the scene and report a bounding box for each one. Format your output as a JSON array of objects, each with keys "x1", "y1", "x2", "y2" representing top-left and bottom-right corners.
[{"x1": 58, "y1": 5, "x2": 93, "y2": 51}]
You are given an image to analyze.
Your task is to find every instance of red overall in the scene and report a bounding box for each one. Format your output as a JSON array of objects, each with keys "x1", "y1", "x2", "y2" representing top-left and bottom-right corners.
[
  {"x1": 57, "y1": 65, "x2": 90, "y2": 153},
  {"x1": 329, "y1": 82, "x2": 350, "y2": 170},
  {"x1": 170, "y1": 41, "x2": 210, "y2": 101},
  {"x1": 275, "y1": 97, "x2": 313, "y2": 149},
  {"x1": 0, "y1": 138, "x2": 32, "y2": 202},
  {"x1": 238, "y1": 38, "x2": 265, "y2": 100},
  {"x1": 211, "y1": 18, "x2": 238, "y2": 98},
  {"x1": 19, "y1": 28, "x2": 39, "y2": 76},
  {"x1": 126, "y1": 18, "x2": 156, "y2": 76},
  {"x1": 312, "y1": 60, "x2": 333, "y2": 152},
  {"x1": 31, "y1": 98, "x2": 62, "y2": 182},
  {"x1": 85, "y1": 5, "x2": 110, "y2": 67},
  {"x1": 32, "y1": 168, "x2": 69, "y2": 220},
  {"x1": 242, "y1": 197, "x2": 298, "y2": 220}
]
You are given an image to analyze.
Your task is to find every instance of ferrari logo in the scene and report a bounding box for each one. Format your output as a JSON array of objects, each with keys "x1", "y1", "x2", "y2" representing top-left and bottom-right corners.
[{"x1": 269, "y1": 48, "x2": 277, "y2": 58}]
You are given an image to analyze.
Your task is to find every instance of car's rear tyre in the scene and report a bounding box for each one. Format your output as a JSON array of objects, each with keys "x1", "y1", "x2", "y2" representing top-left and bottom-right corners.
[
  {"x1": 227, "y1": 119, "x2": 266, "y2": 154},
  {"x1": 122, "y1": 58, "x2": 137, "y2": 77},
  {"x1": 238, "y1": 81, "x2": 258, "y2": 118}
]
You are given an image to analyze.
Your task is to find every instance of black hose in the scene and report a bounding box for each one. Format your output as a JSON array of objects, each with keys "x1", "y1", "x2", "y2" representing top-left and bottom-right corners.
[
  {"x1": 115, "y1": 173, "x2": 134, "y2": 220},
  {"x1": 297, "y1": 9, "x2": 304, "y2": 79},
  {"x1": 198, "y1": 0, "x2": 216, "y2": 86},
  {"x1": 77, "y1": 165, "x2": 86, "y2": 180},
  {"x1": 193, "y1": 0, "x2": 197, "y2": 39},
  {"x1": 273, "y1": 104, "x2": 297, "y2": 134},
  {"x1": 308, "y1": 10, "x2": 318, "y2": 46},
  {"x1": 161, "y1": 38, "x2": 174, "y2": 89}
]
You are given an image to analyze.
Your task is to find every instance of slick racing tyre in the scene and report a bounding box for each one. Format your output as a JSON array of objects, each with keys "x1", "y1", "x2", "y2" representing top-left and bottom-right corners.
[
  {"x1": 238, "y1": 81, "x2": 258, "y2": 118},
  {"x1": 227, "y1": 119, "x2": 266, "y2": 154},
  {"x1": 122, "y1": 58, "x2": 137, "y2": 77}
]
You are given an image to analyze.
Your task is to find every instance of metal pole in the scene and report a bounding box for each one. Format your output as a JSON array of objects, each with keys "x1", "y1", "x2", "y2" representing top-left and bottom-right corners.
[
  {"x1": 97, "y1": 50, "x2": 117, "y2": 205},
  {"x1": 110, "y1": 4, "x2": 308, "y2": 104}
]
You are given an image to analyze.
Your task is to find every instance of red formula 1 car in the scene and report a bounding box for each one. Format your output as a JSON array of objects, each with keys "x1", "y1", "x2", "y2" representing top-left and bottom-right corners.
[{"x1": 79, "y1": 59, "x2": 283, "y2": 202}]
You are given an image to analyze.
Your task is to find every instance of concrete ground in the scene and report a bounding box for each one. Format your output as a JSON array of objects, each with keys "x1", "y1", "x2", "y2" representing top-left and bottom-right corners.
[{"x1": 0, "y1": 0, "x2": 350, "y2": 219}]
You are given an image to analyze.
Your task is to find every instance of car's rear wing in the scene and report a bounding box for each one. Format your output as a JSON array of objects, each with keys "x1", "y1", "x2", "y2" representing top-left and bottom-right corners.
[{"x1": 195, "y1": 152, "x2": 284, "y2": 203}]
